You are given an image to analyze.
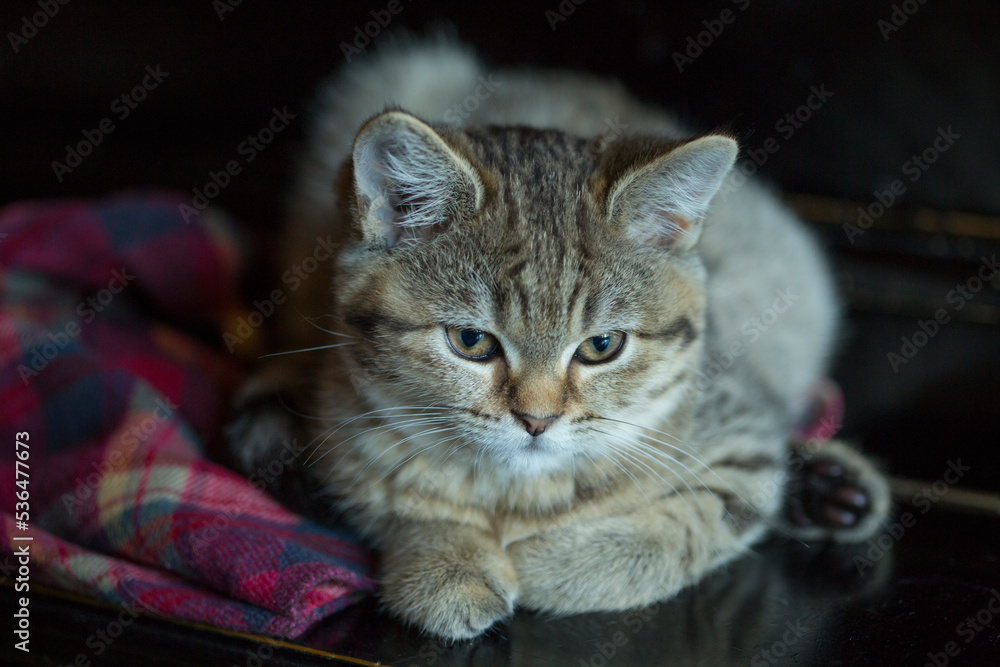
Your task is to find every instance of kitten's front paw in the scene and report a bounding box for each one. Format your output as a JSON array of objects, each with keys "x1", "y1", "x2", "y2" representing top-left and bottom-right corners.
[
  {"x1": 382, "y1": 562, "x2": 516, "y2": 640},
  {"x1": 380, "y1": 531, "x2": 519, "y2": 641},
  {"x1": 508, "y1": 519, "x2": 688, "y2": 614}
]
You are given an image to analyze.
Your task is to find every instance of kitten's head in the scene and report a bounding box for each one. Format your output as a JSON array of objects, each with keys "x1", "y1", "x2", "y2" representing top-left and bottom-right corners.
[{"x1": 332, "y1": 110, "x2": 736, "y2": 475}]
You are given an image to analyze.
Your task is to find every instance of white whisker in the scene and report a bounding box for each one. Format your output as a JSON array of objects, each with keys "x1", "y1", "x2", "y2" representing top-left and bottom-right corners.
[
  {"x1": 591, "y1": 438, "x2": 649, "y2": 502},
  {"x1": 290, "y1": 304, "x2": 356, "y2": 339},
  {"x1": 258, "y1": 342, "x2": 354, "y2": 358},
  {"x1": 601, "y1": 419, "x2": 804, "y2": 541},
  {"x1": 346, "y1": 426, "x2": 456, "y2": 490},
  {"x1": 301, "y1": 404, "x2": 451, "y2": 464},
  {"x1": 368, "y1": 434, "x2": 465, "y2": 490},
  {"x1": 598, "y1": 429, "x2": 707, "y2": 520},
  {"x1": 597, "y1": 416, "x2": 755, "y2": 509},
  {"x1": 307, "y1": 416, "x2": 452, "y2": 466}
]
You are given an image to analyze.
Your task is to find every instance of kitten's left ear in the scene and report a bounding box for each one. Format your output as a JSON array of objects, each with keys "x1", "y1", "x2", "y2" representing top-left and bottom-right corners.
[
  {"x1": 352, "y1": 110, "x2": 484, "y2": 248},
  {"x1": 605, "y1": 135, "x2": 737, "y2": 250}
]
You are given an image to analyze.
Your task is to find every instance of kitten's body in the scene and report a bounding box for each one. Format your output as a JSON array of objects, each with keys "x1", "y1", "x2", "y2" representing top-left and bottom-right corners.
[{"x1": 231, "y1": 41, "x2": 889, "y2": 640}]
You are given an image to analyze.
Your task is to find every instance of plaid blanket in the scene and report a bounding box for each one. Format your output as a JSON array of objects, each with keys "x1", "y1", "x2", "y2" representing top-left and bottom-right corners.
[{"x1": 0, "y1": 192, "x2": 373, "y2": 638}]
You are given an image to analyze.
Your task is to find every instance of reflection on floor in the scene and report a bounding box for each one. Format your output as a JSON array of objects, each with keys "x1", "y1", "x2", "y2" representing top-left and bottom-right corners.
[{"x1": 7, "y1": 497, "x2": 999, "y2": 666}]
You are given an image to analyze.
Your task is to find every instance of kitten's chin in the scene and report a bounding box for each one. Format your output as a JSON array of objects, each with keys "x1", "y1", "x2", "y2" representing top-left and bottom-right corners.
[{"x1": 488, "y1": 438, "x2": 576, "y2": 477}]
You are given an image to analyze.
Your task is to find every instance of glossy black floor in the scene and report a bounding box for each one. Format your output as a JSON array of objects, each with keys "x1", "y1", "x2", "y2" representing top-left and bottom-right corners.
[{"x1": 5, "y1": 497, "x2": 999, "y2": 666}]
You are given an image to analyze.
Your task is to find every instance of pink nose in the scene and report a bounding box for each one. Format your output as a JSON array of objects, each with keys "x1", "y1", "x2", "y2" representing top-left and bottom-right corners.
[{"x1": 513, "y1": 412, "x2": 560, "y2": 436}]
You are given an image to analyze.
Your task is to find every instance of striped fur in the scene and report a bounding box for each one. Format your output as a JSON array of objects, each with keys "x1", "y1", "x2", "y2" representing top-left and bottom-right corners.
[{"x1": 230, "y1": 40, "x2": 890, "y2": 640}]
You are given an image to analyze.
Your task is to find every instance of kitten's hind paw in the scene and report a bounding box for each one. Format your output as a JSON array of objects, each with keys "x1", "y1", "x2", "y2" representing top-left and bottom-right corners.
[
  {"x1": 224, "y1": 390, "x2": 327, "y2": 516},
  {"x1": 785, "y1": 457, "x2": 871, "y2": 529},
  {"x1": 782, "y1": 440, "x2": 891, "y2": 543}
]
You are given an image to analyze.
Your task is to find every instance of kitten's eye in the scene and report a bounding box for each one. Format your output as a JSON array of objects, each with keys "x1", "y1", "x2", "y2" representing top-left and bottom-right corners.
[
  {"x1": 446, "y1": 327, "x2": 500, "y2": 361},
  {"x1": 575, "y1": 331, "x2": 626, "y2": 363}
]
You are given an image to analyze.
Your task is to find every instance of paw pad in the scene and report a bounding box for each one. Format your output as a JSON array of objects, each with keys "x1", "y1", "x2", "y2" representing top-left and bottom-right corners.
[{"x1": 785, "y1": 457, "x2": 872, "y2": 529}]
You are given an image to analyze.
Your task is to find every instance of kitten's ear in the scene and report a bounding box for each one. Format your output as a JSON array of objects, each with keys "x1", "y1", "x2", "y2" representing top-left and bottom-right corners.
[
  {"x1": 351, "y1": 110, "x2": 483, "y2": 248},
  {"x1": 606, "y1": 136, "x2": 737, "y2": 250}
]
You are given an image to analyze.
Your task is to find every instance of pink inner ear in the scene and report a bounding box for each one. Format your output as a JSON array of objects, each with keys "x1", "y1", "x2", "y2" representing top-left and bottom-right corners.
[
  {"x1": 659, "y1": 212, "x2": 694, "y2": 247},
  {"x1": 631, "y1": 205, "x2": 694, "y2": 248}
]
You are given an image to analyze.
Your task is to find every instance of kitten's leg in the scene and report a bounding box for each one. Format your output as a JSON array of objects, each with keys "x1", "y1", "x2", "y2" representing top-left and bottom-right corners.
[
  {"x1": 226, "y1": 373, "x2": 301, "y2": 470},
  {"x1": 782, "y1": 439, "x2": 891, "y2": 543},
  {"x1": 507, "y1": 462, "x2": 776, "y2": 615},
  {"x1": 224, "y1": 359, "x2": 318, "y2": 511},
  {"x1": 379, "y1": 521, "x2": 519, "y2": 641}
]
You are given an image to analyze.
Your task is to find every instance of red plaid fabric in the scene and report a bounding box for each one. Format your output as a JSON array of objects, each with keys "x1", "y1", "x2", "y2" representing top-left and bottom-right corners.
[{"x1": 0, "y1": 192, "x2": 373, "y2": 638}]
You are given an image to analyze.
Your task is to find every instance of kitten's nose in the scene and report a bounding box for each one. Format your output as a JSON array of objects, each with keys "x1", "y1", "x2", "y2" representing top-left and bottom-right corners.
[{"x1": 513, "y1": 411, "x2": 560, "y2": 437}]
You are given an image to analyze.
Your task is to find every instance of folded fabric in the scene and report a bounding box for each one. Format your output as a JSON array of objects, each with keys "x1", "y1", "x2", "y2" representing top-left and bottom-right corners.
[{"x1": 0, "y1": 192, "x2": 373, "y2": 638}]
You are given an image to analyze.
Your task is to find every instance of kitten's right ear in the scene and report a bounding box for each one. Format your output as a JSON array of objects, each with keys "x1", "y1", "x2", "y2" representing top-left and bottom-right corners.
[{"x1": 351, "y1": 110, "x2": 483, "y2": 248}]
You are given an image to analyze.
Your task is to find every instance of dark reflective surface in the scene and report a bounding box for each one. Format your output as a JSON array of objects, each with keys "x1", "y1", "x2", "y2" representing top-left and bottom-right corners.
[
  {"x1": 11, "y1": 500, "x2": 996, "y2": 666},
  {"x1": 296, "y1": 502, "x2": 1000, "y2": 666}
]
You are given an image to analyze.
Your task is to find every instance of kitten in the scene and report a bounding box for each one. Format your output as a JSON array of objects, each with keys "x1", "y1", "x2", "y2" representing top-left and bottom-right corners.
[{"x1": 228, "y1": 40, "x2": 891, "y2": 640}]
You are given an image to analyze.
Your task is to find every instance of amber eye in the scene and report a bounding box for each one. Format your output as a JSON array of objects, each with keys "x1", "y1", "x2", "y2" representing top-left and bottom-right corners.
[
  {"x1": 575, "y1": 331, "x2": 625, "y2": 363},
  {"x1": 446, "y1": 327, "x2": 500, "y2": 361}
]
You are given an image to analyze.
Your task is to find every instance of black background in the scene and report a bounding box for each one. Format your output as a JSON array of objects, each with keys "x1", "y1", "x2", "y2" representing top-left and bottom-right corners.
[{"x1": 2, "y1": 0, "x2": 998, "y2": 487}]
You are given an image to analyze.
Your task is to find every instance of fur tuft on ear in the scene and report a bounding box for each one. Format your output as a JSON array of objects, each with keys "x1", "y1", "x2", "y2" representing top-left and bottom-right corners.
[
  {"x1": 352, "y1": 110, "x2": 483, "y2": 248},
  {"x1": 606, "y1": 135, "x2": 738, "y2": 250}
]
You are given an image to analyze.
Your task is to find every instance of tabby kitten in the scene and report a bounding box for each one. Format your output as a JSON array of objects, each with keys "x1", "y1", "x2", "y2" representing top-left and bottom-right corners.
[{"x1": 228, "y1": 41, "x2": 890, "y2": 640}]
